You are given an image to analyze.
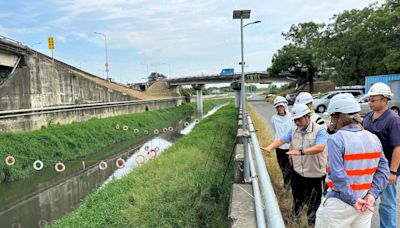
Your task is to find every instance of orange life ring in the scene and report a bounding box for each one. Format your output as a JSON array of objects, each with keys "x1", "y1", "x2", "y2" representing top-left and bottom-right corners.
[
  {"x1": 55, "y1": 162, "x2": 66, "y2": 172},
  {"x1": 5, "y1": 155, "x2": 15, "y2": 166}
]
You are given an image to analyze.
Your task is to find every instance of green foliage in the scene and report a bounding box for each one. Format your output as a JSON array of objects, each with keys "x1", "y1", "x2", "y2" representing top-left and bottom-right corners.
[
  {"x1": 269, "y1": 0, "x2": 400, "y2": 86},
  {"x1": 52, "y1": 104, "x2": 237, "y2": 227},
  {"x1": 148, "y1": 72, "x2": 167, "y2": 83},
  {"x1": 0, "y1": 99, "x2": 229, "y2": 183}
]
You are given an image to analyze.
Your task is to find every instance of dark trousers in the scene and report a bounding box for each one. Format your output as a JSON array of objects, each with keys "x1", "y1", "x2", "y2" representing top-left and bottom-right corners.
[
  {"x1": 291, "y1": 171, "x2": 324, "y2": 226},
  {"x1": 275, "y1": 148, "x2": 292, "y2": 189}
]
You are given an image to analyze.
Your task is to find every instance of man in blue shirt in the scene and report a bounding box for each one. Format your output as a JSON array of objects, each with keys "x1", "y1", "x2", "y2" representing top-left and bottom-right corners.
[{"x1": 362, "y1": 82, "x2": 400, "y2": 228}]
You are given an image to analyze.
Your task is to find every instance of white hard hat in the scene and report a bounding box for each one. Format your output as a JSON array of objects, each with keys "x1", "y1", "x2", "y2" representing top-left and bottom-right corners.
[
  {"x1": 327, "y1": 95, "x2": 361, "y2": 115},
  {"x1": 329, "y1": 93, "x2": 354, "y2": 103},
  {"x1": 295, "y1": 92, "x2": 313, "y2": 104},
  {"x1": 367, "y1": 82, "x2": 393, "y2": 99},
  {"x1": 273, "y1": 96, "x2": 288, "y2": 107},
  {"x1": 291, "y1": 103, "x2": 311, "y2": 119}
]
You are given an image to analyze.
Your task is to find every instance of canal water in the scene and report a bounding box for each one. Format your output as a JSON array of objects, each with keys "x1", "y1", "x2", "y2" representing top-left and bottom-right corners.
[{"x1": 0, "y1": 104, "x2": 225, "y2": 228}]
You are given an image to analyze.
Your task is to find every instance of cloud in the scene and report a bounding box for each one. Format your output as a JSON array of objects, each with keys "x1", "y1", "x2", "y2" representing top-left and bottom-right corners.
[{"x1": 1, "y1": 0, "x2": 387, "y2": 81}]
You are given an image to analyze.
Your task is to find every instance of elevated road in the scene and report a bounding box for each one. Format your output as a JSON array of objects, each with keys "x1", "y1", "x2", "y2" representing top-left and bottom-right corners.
[{"x1": 166, "y1": 71, "x2": 295, "y2": 86}]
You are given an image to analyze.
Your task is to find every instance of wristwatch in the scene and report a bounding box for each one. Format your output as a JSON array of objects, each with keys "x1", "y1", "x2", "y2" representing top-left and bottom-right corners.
[
  {"x1": 390, "y1": 170, "x2": 397, "y2": 175},
  {"x1": 299, "y1": 149, "x2": 305, "y2": 155}
]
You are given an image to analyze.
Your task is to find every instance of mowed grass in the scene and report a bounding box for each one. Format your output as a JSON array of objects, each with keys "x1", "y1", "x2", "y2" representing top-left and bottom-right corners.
[
  {"x1": 248, "y1": 104, "x2": 308, "y2": 228},
  {"x1": 51, "y1": 103, "x2": 238, "y2": 227},
  {"x1": 0, "y1": 99, "x2": 230, "y2": 183}
]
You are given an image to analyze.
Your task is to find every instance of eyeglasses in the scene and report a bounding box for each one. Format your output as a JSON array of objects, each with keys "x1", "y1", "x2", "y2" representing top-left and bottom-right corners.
[
  {"x1": 368, "y1": 98, "x2": 384, "y2": 103},
  {"x1": 294, "y1": 116, "x2": 304, "y2": 122}
]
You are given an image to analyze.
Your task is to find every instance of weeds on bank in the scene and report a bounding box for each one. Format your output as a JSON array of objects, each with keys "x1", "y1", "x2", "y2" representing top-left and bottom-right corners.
[
  {"x1": 248, "y1": 104, "x2": 309, "y2": 228},
  {"x1": 0, "y1": 99, "x2": 230, "y2": 183},
  {"x1": 52, "y1": 104, "x2": 237, "y2": 227}
]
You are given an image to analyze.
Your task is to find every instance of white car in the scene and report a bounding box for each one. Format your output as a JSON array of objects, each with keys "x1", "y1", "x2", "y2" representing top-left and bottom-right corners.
[
  {"x1": 313, "y1": 90, "x2": 364, "y2": 113},
  {"x1": 357, "y1": 94, "x2": 400, "y2": 116}
]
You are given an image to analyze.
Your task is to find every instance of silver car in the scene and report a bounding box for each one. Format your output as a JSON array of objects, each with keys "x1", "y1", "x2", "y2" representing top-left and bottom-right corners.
[
  {"x1": 313, "y1": 90, "x2": 364, "y2": 113},
  {"x1": 357, "y1": 94, "x2": 400, "y2": 116}
]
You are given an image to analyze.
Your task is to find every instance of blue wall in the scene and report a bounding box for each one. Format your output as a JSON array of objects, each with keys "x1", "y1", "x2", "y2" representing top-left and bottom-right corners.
[{"x1": 365, "y1": 74, "x2": 400, "y2": 99}]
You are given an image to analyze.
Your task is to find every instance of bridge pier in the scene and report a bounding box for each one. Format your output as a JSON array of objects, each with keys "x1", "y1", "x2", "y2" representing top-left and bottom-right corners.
[
  {"x1": 192, "y1": 84, "x2": 204, "y2": 113},
  {"x1": 231, "y1": 82, "x2": 241, "y2": 108}
]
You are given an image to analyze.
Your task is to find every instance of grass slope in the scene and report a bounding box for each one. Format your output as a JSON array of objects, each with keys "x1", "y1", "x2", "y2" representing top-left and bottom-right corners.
[
  {"x1": 0, "y1": 99, "x2": 230, "y2": 183},
  {"x1": 52, "y1": 104, "x2": 238, "y2": 227}
]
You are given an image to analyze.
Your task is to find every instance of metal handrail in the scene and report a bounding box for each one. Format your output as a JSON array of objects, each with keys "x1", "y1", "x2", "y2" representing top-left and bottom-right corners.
[
  {"x1": 0, "y1": 97, "x2": 183, "y2": 119},
  {"x1": 247, "y1": 143, "x2": 266, "y2": 228},
  {"x1": 247, "y1": 115, "x2": 285, "y2": 228}
]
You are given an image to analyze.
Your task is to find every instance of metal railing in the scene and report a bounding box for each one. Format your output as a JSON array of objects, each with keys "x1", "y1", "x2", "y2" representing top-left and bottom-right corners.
[
  {"x1": 246, "y1": 115, "x2": 285, "y2": 228},
  {"x1": 0, "y1": 97, "x2": 183, "y2": 119}
]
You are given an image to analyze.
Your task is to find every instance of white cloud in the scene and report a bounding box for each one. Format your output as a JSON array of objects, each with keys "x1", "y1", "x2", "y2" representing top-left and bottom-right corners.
[{"x1": 0, "y1": 0, "x2": 387, "y2": 81}]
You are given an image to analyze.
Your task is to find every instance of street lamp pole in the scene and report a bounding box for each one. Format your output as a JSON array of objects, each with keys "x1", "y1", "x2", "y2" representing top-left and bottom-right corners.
[
  {"x1": 233, "y1": 10, "x2": 261, "y2": 184},
  {"x1": 94, "y1": 32, "x2": 109, "y2": 80}
]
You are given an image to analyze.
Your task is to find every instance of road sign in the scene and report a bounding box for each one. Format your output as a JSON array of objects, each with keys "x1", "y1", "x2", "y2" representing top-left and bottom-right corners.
[{"x1": 48, "y1": 37, "x2": 55, "y2": 50}]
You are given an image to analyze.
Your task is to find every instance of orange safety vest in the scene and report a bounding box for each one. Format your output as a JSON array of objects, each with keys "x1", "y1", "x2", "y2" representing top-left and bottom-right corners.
[{"x1": 325, "y1": 129, "x2": 382, "y2": 199}]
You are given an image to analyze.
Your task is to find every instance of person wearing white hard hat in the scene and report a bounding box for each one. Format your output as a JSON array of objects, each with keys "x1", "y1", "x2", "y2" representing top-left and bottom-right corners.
[
  {"x1": 271, "y1": 96, "x2": 294, "y2": 189},
  {"x1": 362, "y1": 82, "x2": 400, "y2": 228},
  {"x1": 295, "y1": 92, "x2": 327, "y2": 128},
  {"x1": 315, "y1": 95, "x2": 389, "y2": 228},
  {"x1": 261, "y1": 103, "x2": 327, "y2": 226},
  {"x1": 326, "y1": 93, "x2": 363, "y2": 134}
]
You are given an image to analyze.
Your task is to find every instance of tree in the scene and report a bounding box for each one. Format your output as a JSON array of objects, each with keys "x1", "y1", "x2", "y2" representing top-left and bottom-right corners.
[{"x1": 148, "y1": 72, "x2": 167, "y2": 83}]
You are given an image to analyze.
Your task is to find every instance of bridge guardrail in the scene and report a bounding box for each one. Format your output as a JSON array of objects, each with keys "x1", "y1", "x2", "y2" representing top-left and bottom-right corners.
[{"x1": 0, "y1": 97, "x2": 183, "y2": 119}]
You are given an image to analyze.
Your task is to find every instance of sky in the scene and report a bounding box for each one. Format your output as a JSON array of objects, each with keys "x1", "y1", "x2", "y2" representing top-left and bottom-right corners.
[{"x1": 0, "y1": 0, "x2": 386, "y2": 84}]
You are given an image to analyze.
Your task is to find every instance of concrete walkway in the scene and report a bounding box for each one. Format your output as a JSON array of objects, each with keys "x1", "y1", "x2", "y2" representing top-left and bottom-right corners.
[{"x1": 248, "y1": 93, "x2": 400, "y2": 228}]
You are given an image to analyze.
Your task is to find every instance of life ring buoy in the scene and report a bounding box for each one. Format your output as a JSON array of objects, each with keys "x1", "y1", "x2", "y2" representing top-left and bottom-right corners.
[
  {"x1": 194, "y1": 119, "x2": 200, "y2": 123},
  {"x1": 134, "y1": 128, "x2": 140, "y2": 134},
  {"x1": 33, "y1": 160, "x2": 44, "y2": 171},
  {"x1": 115, "y1": 124, "x2": 120, "y2": 129},
  {"x1": 148, "y1": 149, "x2": 157, "y2": 159},
  {"x1": 99, "y1": 161, "x2": 108, "y2": 170},
  {"x1": 55, "y1": 162, "x2": 66, "y2": 172},
  {"x1": 143, "y1": 130, "x2": 149, "y2": 135},
  {"x1": 153, "y1": 129, "x2": 159, "y2": 134},
  {"x1": 184, "y1": 122, "x2": 189, "y2": 127},
  {"x1": 163, "y1": 128, "x2": 168, "y2": 133},
  {"x1": 123, "y1": 125, "x2": 129, "y2": 131},
  {"x1": 116, "y1": 158, "x2": 125, "y2": 168},
  {"x1": 5, "y1": 155, "x2": 15, "y2": 166},
  {"x1": 135, "y1": 154, "x2": 146, "y2": 164},
  {"x1": 168, "y1": 126, "x2": 173, "y2": 131}
]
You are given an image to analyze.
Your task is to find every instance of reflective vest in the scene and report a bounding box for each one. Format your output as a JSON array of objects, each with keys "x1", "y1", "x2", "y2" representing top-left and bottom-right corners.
[
  {"x1": 291, "y1": 121, "x2": 327, "y2": 178},
  {"x1": 325, "y1": 130, "x2": 382, "y2": 199}
]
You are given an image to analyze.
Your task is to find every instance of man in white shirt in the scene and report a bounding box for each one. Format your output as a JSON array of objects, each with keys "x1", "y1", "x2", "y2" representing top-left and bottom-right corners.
[{"x1": 271, "y1": 96, "x2": 293, "y2": 189}]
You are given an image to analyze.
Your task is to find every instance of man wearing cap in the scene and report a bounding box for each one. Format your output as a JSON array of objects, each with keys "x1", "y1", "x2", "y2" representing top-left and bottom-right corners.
[
  {"x1": 362, "y1": 82, "x2": 400, "y2": 228},
  {"x1": 316, "y1": 94, "x2": 388, "y2": 228},
  {"x1": 261, "y1": 103, "x2": 327, "y2": 225},
  {"x1": 271, "y1": 96, "x2": 293, "y2": 189}
]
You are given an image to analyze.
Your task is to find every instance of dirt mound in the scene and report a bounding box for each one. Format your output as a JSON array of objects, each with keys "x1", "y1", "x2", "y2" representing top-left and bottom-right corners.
[{"x1": 145, "y1": 81, "x2": 179, "y2": 97}]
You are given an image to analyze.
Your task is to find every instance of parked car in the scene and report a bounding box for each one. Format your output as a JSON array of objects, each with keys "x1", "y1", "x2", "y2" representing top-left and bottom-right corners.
[
  {"x1": 312, "y1": 90, "x2": 364, "y2": 113},
  {"x1": 357, "y1": 94, "x2": 400, "y2": 116}
]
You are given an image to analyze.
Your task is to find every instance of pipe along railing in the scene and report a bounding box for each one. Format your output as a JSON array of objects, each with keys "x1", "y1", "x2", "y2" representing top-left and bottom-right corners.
[{"x1": 246, "y1": 115, "x2": 285, "y2": 228}]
